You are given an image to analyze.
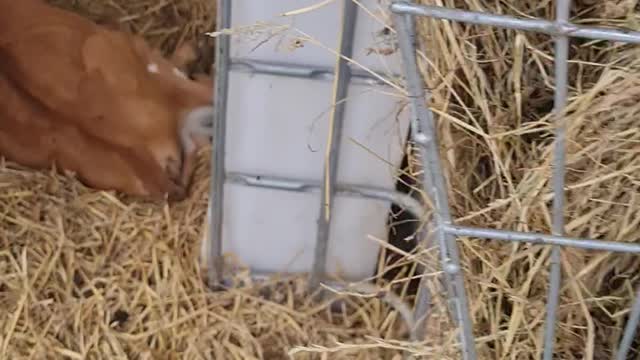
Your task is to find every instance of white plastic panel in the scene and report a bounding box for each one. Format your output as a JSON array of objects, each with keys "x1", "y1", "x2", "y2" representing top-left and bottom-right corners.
[
  {"x1": 205, "y1": 1, "x2": 411, "y2": 281},
  {"x1": 230, "y1": 0, "x2": 402, "y2": 75},
  {"x1": 225, "y1": 71, "x2": 408, "y2": 188},
  {"x1": 219, "y1": 184, "x2": 390, "y2": 280}
]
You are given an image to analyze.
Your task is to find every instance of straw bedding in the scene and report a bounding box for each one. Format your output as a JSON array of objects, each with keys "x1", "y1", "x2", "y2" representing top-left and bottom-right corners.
[{"x1": 1, "y1": 0, "x2": 640, "y2": 359}]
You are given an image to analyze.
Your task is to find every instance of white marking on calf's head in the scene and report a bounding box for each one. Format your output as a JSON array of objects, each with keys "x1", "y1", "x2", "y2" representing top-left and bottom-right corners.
[{"x1": 147, "y1": 63, "x2": 159, "y2": 73}]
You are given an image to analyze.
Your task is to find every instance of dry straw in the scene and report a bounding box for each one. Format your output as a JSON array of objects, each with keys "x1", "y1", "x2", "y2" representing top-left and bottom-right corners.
[{"x1": 2, "y1": 0, "x2": 640, "y2": 359}]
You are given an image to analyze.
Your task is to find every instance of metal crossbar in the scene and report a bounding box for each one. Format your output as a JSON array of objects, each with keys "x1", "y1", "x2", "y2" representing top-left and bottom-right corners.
[
  {"x1": 229, "y1": 59, "x2": 396, "y2": 87},
  {"x1": 209, "y1": 0, "x2": 640, "y2": 359},
  {"x1": 390, "y1": 2, "x2": 640, "y2": 44},
  {"x1": 391, "y1": 1, "x2": 640, "y2": 359}
]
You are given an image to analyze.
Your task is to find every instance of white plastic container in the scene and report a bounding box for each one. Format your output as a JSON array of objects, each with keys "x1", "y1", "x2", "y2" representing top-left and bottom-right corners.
[{"x1": 202, "y1": 1, "x2": 410, "y2": 282}]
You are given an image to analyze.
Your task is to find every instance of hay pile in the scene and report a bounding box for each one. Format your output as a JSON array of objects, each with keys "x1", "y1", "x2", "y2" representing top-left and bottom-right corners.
[{"x1": 2, "y1": 0, "x2": 640, "y2": 359}]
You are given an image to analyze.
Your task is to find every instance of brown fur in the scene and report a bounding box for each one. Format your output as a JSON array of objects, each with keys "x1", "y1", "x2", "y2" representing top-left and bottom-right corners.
[{"x1": 0, "y1": 0, "x2": 213, "y2": 200}]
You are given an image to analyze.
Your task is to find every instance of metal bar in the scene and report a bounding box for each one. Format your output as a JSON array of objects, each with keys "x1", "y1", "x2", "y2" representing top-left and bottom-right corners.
[
  {"x1": 393, "y1": 12, "x2": 477, "y2": 359},
  {"x1": 616, "y1": 286, "x2": 640, "y2": 360},
  {"x1": 412, "y1": 221, "x2": 435, "y2": 341},
  {"x1": 444, "y1": 225, "x2": 640, "y2": 254},
  {"x1": 402, "y1": 19, "x2": 434, "y2": 343},
  {"x1": 226, "y1": 172, "x2": 427, "y2": 221},
  {"x1": 207, "y1": 0, "x2": 231, "y2": 288},
  {"x1": 389, "y1": 2, "x2": 640, "y2": 44},
  {"x1": 230, "y1": 58, "x2": 398, "y2": 87},
  {"x1": 309, "y1": 0, "x2": 359, "y2": 290},
  {"x1": 543, "y1": 1, "x2": 571, "y2": 358}
]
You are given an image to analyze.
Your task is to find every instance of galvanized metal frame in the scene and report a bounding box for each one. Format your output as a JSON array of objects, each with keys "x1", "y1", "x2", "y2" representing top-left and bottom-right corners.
[
  {"x1": 391, "y1": 1, "x2": 640, "y2": 359},
  {"x1": 208, "y1": 0, "x2": 231, "y2": 286},
  {"x1": 209, "y1": 0, "x2": 640, "y2": 359}
]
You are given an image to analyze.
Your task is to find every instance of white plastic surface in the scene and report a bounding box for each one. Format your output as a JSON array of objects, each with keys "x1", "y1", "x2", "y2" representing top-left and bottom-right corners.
[
  {"x1": 221, "y1": 184, "x2": 393, "y2": 279},
  {"x1": 225, "y1": 71, "x2": 407, "y2": 187},
  {"x1": 204, "y1": 1, "x2": 411, "y2": 281},
  {"x1": 230, "y1": 0, "x2": 402, "y2": 75}
]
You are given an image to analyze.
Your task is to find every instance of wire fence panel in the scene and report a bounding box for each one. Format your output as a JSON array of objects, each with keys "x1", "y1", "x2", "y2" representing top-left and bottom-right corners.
[{"x1": 391, "y1": 1, "x2": 640, "y2": 359}]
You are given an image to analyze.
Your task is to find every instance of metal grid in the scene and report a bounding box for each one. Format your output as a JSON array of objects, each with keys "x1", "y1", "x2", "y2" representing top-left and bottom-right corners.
[
  {"x1": 207, "y1": 0, "x2": 640, "y2": 359},
  {"x1": 391, "y1": 1, "x2": 640, "y2": 359}
]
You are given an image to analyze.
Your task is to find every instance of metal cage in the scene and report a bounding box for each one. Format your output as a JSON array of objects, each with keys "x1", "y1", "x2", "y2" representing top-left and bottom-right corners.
[{"x1": 208, "y1": 1, "x2": 640, "y2": 359}]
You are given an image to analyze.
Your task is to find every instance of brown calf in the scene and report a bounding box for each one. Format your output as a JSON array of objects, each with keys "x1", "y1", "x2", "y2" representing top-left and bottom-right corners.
[{"x1": 0, "y1": 0, "x2": 213, "y2": 200}]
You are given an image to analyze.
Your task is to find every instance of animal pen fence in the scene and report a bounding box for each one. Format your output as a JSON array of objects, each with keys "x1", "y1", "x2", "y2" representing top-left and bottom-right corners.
[{"x1": 207, "y1": 0, "x2": 640, "y2": 359}]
